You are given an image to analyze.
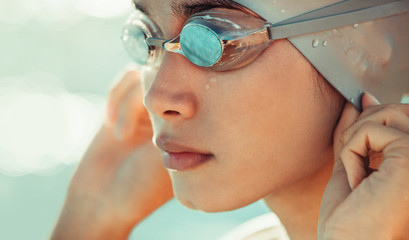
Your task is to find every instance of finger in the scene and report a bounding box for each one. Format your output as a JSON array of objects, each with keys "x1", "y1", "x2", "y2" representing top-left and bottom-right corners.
[
  {"x1": 341, "y1": 121, "x2": 409, "y2": 189},
  {"x1": 343, "y1": 104, "x2": 409, "y2": 148},
  {"x1": 355, "y1": 92, "x2": 381, "y2": 120},
  {"x1": 114, "y1": 84, "x2": 144, "y2": 140},
  {"x1": 319, "y1": 102, "x2": 359, "y2": 226},
  {"x1": 106, "y1": 70, "x2": 140, "y2": 125},
  {"x1": 359, "y1": 93, "x2": 409, "y2": 121},
  {"x1": 361, "y1": 92, "x2": 381, "y2": 110},
  {"x1": 125, "y1": 87, "x2": 152, "y2": 140},
  {"x1": 381, "y1": 137, "x2": 409, "y2": 182}
]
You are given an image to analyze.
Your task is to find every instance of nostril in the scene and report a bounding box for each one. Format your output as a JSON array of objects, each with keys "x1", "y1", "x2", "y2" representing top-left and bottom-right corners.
[{"x1": 164, "y1": 110, "x2": 180, "y2": 116}]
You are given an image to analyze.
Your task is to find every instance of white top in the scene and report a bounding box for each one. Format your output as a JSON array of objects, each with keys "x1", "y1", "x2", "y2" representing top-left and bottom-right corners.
[{"x1": 220, "y1": 213, "x2": 290, "y2": 240}]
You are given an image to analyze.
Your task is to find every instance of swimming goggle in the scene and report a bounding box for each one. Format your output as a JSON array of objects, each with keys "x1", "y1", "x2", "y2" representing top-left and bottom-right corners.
[
  {"x1": 122, "y1": 9, "x2": 272, "y2": 71},
  {"x1": 122, "y1": 2, "x2": 409, "y2": 71}
]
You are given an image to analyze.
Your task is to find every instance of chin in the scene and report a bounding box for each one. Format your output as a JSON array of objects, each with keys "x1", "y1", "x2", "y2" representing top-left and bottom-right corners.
[
  {"x1": 176, "y1": 196, "x2": 252, "y2": 213},
  {"x1": 173, "y1": 185, "x2": 260, "y2": 213}
]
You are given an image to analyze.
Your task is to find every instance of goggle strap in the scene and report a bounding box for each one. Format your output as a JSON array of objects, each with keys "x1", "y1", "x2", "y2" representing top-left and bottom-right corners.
[
  {"x1": 280, "y1": 0, "x2": 399, "y2": 23},
  {"x1": 146, "y1": 37, "x2": 166, "y2": 48},
  {"x1": 147, "y1": 37, "x2": 183, "y2": 54},
  {"x1": 268, "y1": 0, "x2": 409, "y2": 40}
]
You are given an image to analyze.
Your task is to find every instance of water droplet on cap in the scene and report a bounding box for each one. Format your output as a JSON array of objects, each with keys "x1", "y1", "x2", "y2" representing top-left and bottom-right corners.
[
  {"x1": 312, "y1": 39, "x2": 320, "y2": 48},
  {"x1": 322, "y1": 40, "x2": 328, "y2": 47},
  {"x1": 353, "y1": 24, "x2": 359, "y2": 28}
]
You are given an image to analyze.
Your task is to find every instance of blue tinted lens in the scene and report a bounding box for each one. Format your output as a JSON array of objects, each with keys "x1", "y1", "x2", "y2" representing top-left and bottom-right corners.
[
  {"x1": 122, "y1": 23, "x2": 150, "y2": 65},
  {"x1": 180, "y1": 24, "x2": 223, "y2": 67}
]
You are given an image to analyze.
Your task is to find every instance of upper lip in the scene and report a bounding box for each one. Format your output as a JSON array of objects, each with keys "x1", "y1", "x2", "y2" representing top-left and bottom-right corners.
[{"x1": 155, "y1": 135, "x2": 211, "y2": 155}]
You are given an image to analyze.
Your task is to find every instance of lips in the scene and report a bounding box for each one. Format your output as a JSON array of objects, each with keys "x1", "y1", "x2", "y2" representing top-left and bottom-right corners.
[
  {"x1": 155, "y1": 137, "x2": 213, "y2": 171},
  {"x1": 162, "y1": 152, "x2": 213, "y2": 171}
]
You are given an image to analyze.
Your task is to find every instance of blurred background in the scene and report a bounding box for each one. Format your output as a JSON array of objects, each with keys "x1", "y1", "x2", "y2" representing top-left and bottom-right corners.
[{"x1": 0, "y1": 0, "x2": 270, "y2": 239}]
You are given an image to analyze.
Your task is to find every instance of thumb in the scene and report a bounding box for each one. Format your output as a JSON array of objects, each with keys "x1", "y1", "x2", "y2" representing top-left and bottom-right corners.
[
  {"x1": 333, "y1": 102, "x2": 361, "y2": 156},
  {"x1": 361, "y1": 92, "x2": 381, "y2": 110},
  {"x1": 332, "y1": 102, "x2": 360, "y2": 180},
  {"x1": 319, "y1": 102, "x2": 359, "y2": 227}
]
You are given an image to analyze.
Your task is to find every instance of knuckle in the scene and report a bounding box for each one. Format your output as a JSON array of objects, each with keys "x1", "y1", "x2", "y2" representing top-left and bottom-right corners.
[
  {"x1": 360, "y1": 104, "x2": 406, "y2": 123},
  {"x1": 383, "y1": 142, "x2": 409, "y2": 178},
  {"x1": 359, "y1": 105, "x2": 381, "y2": 119},
  {"x1": 340, "y1": 130, "x2": 349, "y2": 145},
  {"x1": 384, "y1": 103, "x2": 401, "y2": 112},
  {"x1": 384, "y1": 157, "x2": 409, "y2": 185},
  {"x1": 359, "y1": 121, "x2": 378, "y2": 132},
  {"x1": 382, "y1": 104, "x2": 408, "y2": 124},
  {"x1": 339, "y1": 147, "x2": 349, "y2": 160},
  {"x1": 384, "y1": 103, "x2": 401, "y2": 111},
  {"x1": 363, "y1": 104, "x2": 381, "y2": 113},
  {"x1": 382, "y1": 104, "x2": 403, "y2": 118},
  {"x1": 391, "y1": 154, "x2": 409, "y2": 168}
]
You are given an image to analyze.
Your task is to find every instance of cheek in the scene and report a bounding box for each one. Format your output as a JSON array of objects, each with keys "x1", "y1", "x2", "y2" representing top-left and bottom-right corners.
[
  {"x1": 172, "y1": 83, "x2": 336, "y2": 211},
  {"x1": 168, "y1": 40, "x2": 342, "y2": 212},
  {"x1": 140, "y1": 66, "x2": 158, "y2": 95}
]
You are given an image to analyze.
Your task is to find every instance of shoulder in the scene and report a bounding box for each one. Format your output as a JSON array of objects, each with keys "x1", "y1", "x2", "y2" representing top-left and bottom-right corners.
[{"x1": 220, "y1": 213, "x2": 290, "y2": 240}]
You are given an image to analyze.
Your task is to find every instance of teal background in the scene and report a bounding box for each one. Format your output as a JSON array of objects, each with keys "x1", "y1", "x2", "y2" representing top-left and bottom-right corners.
[
  {"x1": 0, "y1": 1, "x2": 269, "y2": 239},
  {"x1": 2, "y1": 2, "x2": 408, "y2": 240}
]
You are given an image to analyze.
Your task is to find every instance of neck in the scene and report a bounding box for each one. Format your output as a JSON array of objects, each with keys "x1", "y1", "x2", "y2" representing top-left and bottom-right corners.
[{"x1": 263, "y1": 156, "x2": 334, "y2": 240}]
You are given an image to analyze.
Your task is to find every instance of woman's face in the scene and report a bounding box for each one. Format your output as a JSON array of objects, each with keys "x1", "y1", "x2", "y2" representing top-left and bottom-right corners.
[{"x1": 138, "y1": 0, "x2": 344, "y2": 211}]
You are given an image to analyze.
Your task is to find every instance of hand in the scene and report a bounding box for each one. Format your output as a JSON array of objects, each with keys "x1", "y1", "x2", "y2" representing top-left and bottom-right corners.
[
  {"x1": 51, "y1": 69, "x2": 173, "y2": 240},
  {"x1": 318, "y1": 93, "x2": 409, "y2": 240},
  {"x1": 106, "y1": 69, "x2": 152, "y2": 143}
]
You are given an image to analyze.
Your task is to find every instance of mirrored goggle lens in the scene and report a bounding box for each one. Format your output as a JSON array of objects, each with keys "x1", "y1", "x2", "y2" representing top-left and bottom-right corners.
[
  {"x1": 121, "y1": 11, "x2": 162, "y2": 66},
  {"x1": 180, "y1": 24, "x2": 223, "y2": 67},
  {"x1": 122, "y1": 23, "x2": 150, "y2": 65}
]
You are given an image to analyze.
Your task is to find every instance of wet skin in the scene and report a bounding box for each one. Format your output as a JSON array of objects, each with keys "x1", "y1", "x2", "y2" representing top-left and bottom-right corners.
[{"x1": 138, "y1": 0, "x2": 344, "y2": 212}]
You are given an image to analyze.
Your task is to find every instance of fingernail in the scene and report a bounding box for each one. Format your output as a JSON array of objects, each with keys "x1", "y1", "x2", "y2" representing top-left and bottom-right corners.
[{"x1": 365, "y1": 92, "x2": 381, "y2": 105}]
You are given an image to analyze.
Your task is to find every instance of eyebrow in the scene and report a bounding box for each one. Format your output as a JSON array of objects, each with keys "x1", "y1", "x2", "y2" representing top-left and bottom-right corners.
[
  {"x1": 171, "y1": 0, "x2": 244, "y2": 18},
  {"x1": 133, "y1": 0, "x2": 245, "y2": 18},
  {"x1": 133, "y1": 1, "x2": 149, "y2": 15}
]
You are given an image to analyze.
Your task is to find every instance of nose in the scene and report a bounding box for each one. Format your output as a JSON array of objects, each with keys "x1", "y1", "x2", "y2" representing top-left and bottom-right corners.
[{"x1": 144, "y1": 54, "x2": 198, "y2": 121}]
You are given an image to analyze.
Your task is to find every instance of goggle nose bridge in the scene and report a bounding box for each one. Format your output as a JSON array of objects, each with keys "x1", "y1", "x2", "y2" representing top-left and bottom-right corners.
[{"x1": 146, "y1": 36, "x2": 183, "y2": 55}]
